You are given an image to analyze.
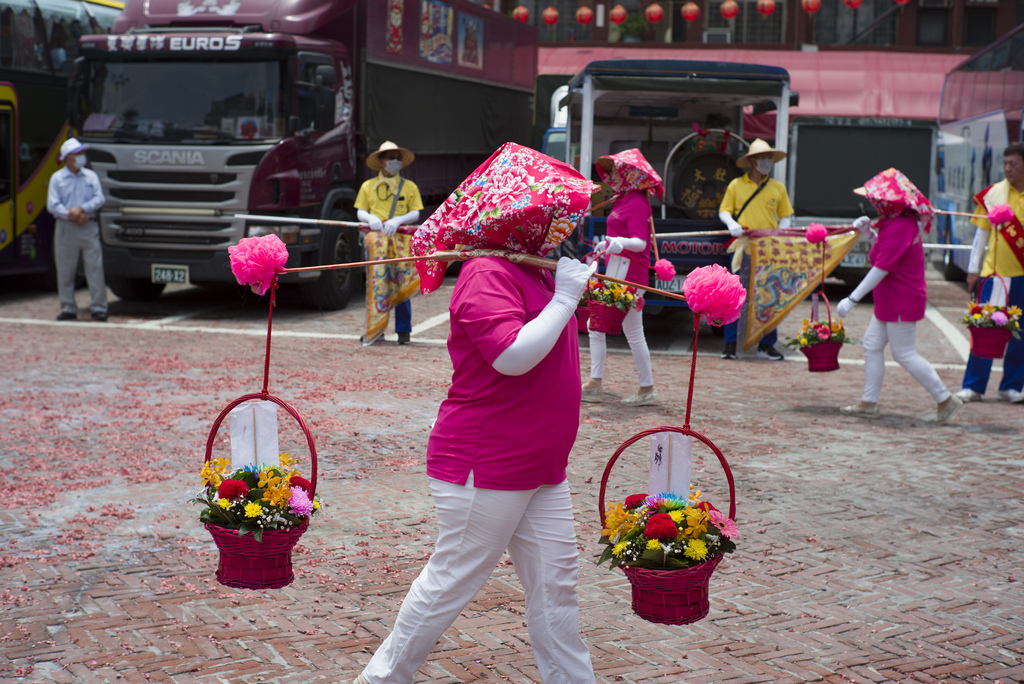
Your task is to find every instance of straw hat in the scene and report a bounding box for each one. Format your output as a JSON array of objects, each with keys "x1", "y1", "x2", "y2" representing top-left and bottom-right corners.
[
  {"x1": 366, "y1": 141, "x2": 415, "y2": 171},
  {"x1": 736, "y1": 138, "x2": 786, "y2": 169}
]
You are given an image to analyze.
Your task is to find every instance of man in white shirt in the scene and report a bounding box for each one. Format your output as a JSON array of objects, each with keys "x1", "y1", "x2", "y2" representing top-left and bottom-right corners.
[{"x1": 47, "y1": 137, "x2": 107, "y2": 321}]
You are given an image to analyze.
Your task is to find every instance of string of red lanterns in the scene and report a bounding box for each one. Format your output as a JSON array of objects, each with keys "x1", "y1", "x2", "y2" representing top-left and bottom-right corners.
[
  {"x1": 541, "y1": 5, "x2": 559, "y2": 25},
  {"x1": 720, "y1": 0, "x2": 739, "y2": 20},
  {"x1": 576, "y1": 6, "x2": 594, "y2": 24},
  {"x1": 756, "y1": 0, "x2": 775, "y2": 15},
  {"x1": 681, "y1": 1, "x2": 700, "y2": 21}
]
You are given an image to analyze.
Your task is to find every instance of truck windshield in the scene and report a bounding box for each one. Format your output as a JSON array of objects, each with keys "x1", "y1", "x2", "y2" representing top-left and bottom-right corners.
[{"x1": 78, "y1": 60, "x2": 285, "y2": 143}]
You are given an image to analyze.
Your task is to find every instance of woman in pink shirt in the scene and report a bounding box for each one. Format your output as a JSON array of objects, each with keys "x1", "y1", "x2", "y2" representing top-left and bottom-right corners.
[
  {"x1": 582, "y1": 149, "x2": 663, "y2": 407},
  {"x1": 836, "y1": 168, "x2": 962, "y2": 424},
  {"x1": 354, "y1": 144, "x2": 599, "y2": 684}
]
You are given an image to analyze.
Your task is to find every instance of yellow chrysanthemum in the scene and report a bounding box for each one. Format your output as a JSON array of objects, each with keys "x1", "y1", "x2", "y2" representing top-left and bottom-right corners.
[
  {"x1": 602, "y1": 503, "x2": 638, "y2": 539},
  {"x1": 612, "y1": 541, "x2": 628, "y2": 557},
  {"x1": 313, "y1": 500, "x2": 320, "y2": 510},
  {"x1": 217, "y1": 498, "x2": 230, "y2": 509},
  {"x1": 646, "y1": 539, "x2": 661, "y2": 551},
  {"x1": 244, "y1": 502, "x2": 263, "y2": 518},
  {"x1": 669, "y1": 510, "x2": 684, "y2": 524},
  {"x1": 684, "y1": 538, "x2": 708, "y2": 561}
]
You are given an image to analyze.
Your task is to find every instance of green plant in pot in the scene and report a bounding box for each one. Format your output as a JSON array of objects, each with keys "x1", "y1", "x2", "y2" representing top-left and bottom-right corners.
[{"x1": 620, "y1": 12, "x2": 650, "y2": 42}]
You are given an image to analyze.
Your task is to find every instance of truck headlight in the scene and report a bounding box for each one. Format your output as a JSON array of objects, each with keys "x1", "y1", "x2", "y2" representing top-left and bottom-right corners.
[{"x1": 247, "y1": 224, "x2": 300, "y2": 244}]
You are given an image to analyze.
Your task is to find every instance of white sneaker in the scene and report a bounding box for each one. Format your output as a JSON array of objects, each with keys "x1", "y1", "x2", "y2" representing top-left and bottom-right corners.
[
  {"x1": 954, "y1": 388, "x2": 982, "y2": 403},
  {"x1": 997, "y1": 388, "x2": 1024, "y2": 403},
  {"x1": 621, "y1": 389, "x2": 659, "y2": 406},
  {"x1": 931, "y1": 394, "x2": 964, "y2": 424}
]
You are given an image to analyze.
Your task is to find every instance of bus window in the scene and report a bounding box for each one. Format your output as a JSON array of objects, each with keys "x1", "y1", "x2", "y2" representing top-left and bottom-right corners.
[
  {"x1": 0, "y1": 6, "x2": 47, "y2": 71},
  {"x1": 0, "y1": 107, "x2": 12, "y2": 204}
]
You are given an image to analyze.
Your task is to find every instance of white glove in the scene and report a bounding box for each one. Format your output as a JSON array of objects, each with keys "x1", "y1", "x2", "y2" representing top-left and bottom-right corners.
[
  {"x1": 382, "y1": 218, "x2": 401, "y2": 237},
  {"x1": 853, "y1": 215, "x2": 872, "y2": 235},
  {"x1": 778, "y1": 216, "x2": 792, "y2": 230},
  {"x1": 492, "y1": 258, "x2": 598, "y2": 377},
  {"x1": 553, "y1": 257, "x2": 598, "y2": 306},
  {"x1": 837, "y1": 297, "x2": 856, "y2": 318},
  {"x1": 595, "y1": 238, "x2": 623, "y2": 255},
  {"x1": 719, "y1": 211, "x2": 743, "y2": 238},
  {"x1": 357, "y1": 209, "x2": 383, "y2": 232}
]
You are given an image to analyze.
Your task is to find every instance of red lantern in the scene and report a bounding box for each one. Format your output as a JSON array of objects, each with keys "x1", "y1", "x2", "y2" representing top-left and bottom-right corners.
[
  {"x1": 542, "y1": 5, "x2": 559, "y2": 24},
  {"x1": 609, "y1": 4, "x2": 627, "y2": 24},
  {"x1": 800, "y1": 0, "x2": 821, "y2": 12},
  {"x1": 844, "y1": 0, "x2": 863, "y2": 7},
  {"x1": 576, "y1": 6, "x2": 594, "y2": 24},
  {"x1": 645, "y1": 3, "x2": 664, "y2": 22},
  {"x1": 680, "y1": 1, "x2": 700, "y2": 21},
  {"x1": 512, "y1": 5, "x2": 529, "y2": 22},
  {"x1": 757, "y1": 0, "x2": 775, "y2": 14},
  {"x1": 720, "y1": 0, "x2": 739, "y2": 19}
]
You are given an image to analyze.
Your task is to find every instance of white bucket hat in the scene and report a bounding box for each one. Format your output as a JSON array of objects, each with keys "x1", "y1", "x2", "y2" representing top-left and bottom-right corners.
[
  {"x1": 59, "y1": 137, "x2": 89, "y2": 162},
  {"x1": 736, "y1": 138, "x2": 786, "y2": 169}
]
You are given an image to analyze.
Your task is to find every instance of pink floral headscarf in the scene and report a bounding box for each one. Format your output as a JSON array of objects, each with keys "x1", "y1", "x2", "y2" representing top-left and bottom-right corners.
[
  {"x1": 859, "y1": 168, "x2": 935, "y2": 233},
  {"x1": 412, "y1": 143, "x2": 596, "y2": 293},
  {"x1": 596, "y1": 148, "x2": 665, "y2": 202}
]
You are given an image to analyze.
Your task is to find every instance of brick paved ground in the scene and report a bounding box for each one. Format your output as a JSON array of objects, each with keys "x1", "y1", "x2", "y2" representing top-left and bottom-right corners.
[{"x1": 1, "y1": 266, "x2": 1022, "y2": 684}]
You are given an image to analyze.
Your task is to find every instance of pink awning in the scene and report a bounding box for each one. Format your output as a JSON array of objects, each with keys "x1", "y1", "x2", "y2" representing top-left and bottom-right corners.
[{"x1": 540, "y1": 47, "x2": 966, "y2": 121}]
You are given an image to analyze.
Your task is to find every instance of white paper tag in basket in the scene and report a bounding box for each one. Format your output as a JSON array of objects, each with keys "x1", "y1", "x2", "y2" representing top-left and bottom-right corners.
[
  {"x1": 229, "y1": 400, "x2": 280, "y2": 471},
  {"x1": 649, "y1": 432, "x2": 691, "y2": 499}
]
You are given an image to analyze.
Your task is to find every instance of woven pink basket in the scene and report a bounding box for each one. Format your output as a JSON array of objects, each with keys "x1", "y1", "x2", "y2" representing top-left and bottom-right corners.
[
  {"x1": 599, "y1": 426, "x2": 736, "y2": 625},
  {"x1": 202, "y1": 392, "x2": 318, "y2": 590},
  {"x1": 587, "y1": 300, "x2": 627, "y2": 335},
  {"x1": 969, "y1": 326, "x2": 1012, "y2": 359},
  {"x1": 800, "y1": 341, "x2": 842, "y2": 373}
]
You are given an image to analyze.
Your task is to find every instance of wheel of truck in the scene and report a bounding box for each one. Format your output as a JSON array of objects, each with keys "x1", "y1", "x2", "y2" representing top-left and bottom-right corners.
[
  {"x1": 107, "y1": 275, "x2": 166, "y2": 301},
  {"x1": 300, "y1": 207, "x2": 358, "y2": 311}
]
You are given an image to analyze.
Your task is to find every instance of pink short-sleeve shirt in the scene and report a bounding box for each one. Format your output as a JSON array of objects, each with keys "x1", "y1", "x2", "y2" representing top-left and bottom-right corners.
[
  {"x1": 426, "y1": 257, "x2": 582, "y2": 490},
  {"x1": 605, "y1": 191, "x2": 652, "y2": 285},
  {"x1": 869, "y1": 214, "x2": 927, "y2": 322}
]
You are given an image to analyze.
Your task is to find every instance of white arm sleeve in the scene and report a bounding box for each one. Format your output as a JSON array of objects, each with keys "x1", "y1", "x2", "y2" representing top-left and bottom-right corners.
[
  {"x1": 968, "y1": 227, "x2": 988, "y2": 274},
  {"x1": 492, "y1": 258, "x2": 595, "y2": 376},
  {"x1": 357, "y1": 209, "x2": 382, "y2": 231},
  {"x1": 616, "y1": 237, "x2": 647, "y2": 252},
  {"x1": 718, "y1": 211, "x2": 743, "y2": 236},
  {"x1": 850, "y1": 266, "x2": 889, "y2": 302},
  {"x1": 395, "y1": 209, "x2": 419, "y2": 225},
  {"x1": 777, "y1": 216, "x2": 792, "y2": 230}
]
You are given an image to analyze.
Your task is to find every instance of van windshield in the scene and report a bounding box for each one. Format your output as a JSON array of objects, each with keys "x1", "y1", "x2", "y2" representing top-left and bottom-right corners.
[{"x1": 77, "y1": 60, "x2": 286, "y2": 143}]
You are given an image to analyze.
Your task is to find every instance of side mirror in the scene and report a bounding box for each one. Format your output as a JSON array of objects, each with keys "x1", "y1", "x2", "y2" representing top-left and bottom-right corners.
[
  {"x1": 287, "y1": 115, "x2": 300, "y2": 136},
  {"x1": 314, "y1": 64, "x2": 336, "y2": 87},
  {"x1": 314, "y1": 87, "x2": 335, "y2": 132}
]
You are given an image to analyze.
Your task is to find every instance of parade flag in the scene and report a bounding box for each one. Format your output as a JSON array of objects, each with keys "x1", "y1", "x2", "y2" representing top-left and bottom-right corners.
[
  {"x1": 743, "y1": 229, "x2": 860, "y2": 350},
  {"x1": 364, "y1": 232, "x2": 420, "y2": 345}
]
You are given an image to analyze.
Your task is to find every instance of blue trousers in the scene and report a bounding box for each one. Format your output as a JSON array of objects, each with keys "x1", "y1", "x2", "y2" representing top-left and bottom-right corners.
[
  {"x1": 724, "y1": 322, "x2": 777, "y2": 346},
  {"x1": 962, "y1": 275, "x2": 1024, "y2": 394},
  {"x1": 395, "y1": 299, "x2": 412, "y2": 334}
]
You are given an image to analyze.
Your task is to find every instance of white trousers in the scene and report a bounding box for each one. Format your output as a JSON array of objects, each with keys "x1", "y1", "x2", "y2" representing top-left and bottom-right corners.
[
  {"x1": 55, "y1": 221, "x2": 107, "y2": 314},
  {"x1": 861, "y1": 315, "x2": 950, "y2": 404},
  {"x1": 363, "y1": 476, "x2": 595, "y2": 684},
  {"x1": 588, "y1": 254, "x2": 653, "y2": 386}
]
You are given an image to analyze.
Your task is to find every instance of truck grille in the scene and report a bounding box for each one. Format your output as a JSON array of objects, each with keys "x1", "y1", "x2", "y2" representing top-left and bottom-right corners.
[
  {"x1": 110, "y1": 219, "x2": 235, "y2": 246},
  {"x1": 107, "y1": 171, "x2": 238, "y2": 185},
  {"x1": 109, "y1": 188, "x2": 235, "y2": 202}
]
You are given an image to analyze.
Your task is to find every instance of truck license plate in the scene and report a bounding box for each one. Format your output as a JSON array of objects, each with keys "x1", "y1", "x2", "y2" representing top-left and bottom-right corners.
[
  {"x1": 657, "y1": 276, "x2": 686, "y2": 293},
  {"x1": 840, "y1": 252, "x2": 868, "y2": 268},
  {"x1": 152, "y1": 264, "x2": 190, "y2": 285}
]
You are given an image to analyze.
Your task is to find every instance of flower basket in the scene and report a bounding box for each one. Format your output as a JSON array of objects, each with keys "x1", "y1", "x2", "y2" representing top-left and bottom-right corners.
[
  {"x1": 201, "y1": 392, "x2": 319, "y2": 590},
  {"x1": 621, "y1": 554, "x2": 724, "y2": 625},
  {"x1": 599, "y1": 426, "x2": 736, "y2": 625},
  {"x1": 800, "y1": 340, "x2": 843, "y2": 373},
  {"x1": 969, "y1": 326, "x2": 1012, "y2": 359},
  {"x1": 576, "y1": 305, "x2": 590, "y2": 334},
  {"x1": 588, "y1": 300, "x2": 627, "y2": 335},
  {"x1": 206, "y1": 519, "x2": 308, "y2": 589}
]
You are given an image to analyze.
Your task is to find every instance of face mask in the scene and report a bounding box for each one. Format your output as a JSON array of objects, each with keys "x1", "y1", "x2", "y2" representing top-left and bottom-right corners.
[
  {"x1": 384, "y1": 159, "x2": 402, "y2": 174},
  {"x1": 754, "y1": 159, "x2": 773, "y2": 175},
  {"x1": 72, "y1": 154, "x2": 88, "y2": 168}
]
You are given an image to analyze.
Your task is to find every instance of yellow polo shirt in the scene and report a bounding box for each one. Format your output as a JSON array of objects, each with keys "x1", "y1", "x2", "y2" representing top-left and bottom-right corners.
[
  {"x1": 971, "y1": 184, "x2": 1024, "y2": 277},
  {"x1": 719, "y1": 174, "x2": 793, "y2": 230},
  {"x1": 354, "y1": 176, "x2": 424, "y2": 221}
]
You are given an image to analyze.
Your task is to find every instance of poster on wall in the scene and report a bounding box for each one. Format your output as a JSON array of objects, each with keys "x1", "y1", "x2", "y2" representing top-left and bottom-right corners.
[
  {"x1": 420, "y1": 0, "x2": 453, "y2": 65},
  {"x1": 457, "y1": 14, "x2": 483, "y2": 69},
  {"x1": 386, "y1": 0, "x2": 403, "y2": 54}
]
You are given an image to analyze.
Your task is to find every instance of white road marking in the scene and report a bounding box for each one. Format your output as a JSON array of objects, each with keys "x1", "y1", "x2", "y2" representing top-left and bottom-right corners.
[{"x1": 925, "y1": 303, "x2": 972, "y2": 362}]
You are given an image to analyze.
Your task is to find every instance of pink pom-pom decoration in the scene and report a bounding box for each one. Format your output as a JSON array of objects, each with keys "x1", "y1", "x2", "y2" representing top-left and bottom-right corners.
[
  {"x1": 654, "y1": 258, "x2": 676, "y2": 281},
  {"x1": 681, "y1": 263, "x2": 746, "y2": 326},
  {"x1": 805, "y1": 223, "x2": 828, "y2": 244},
  {"x1": 988, "y1": 203, "x2": 1015, "y2": 226},
  {"x1": 228, "y1": 234, "x2": 289, "y2": 296}
]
